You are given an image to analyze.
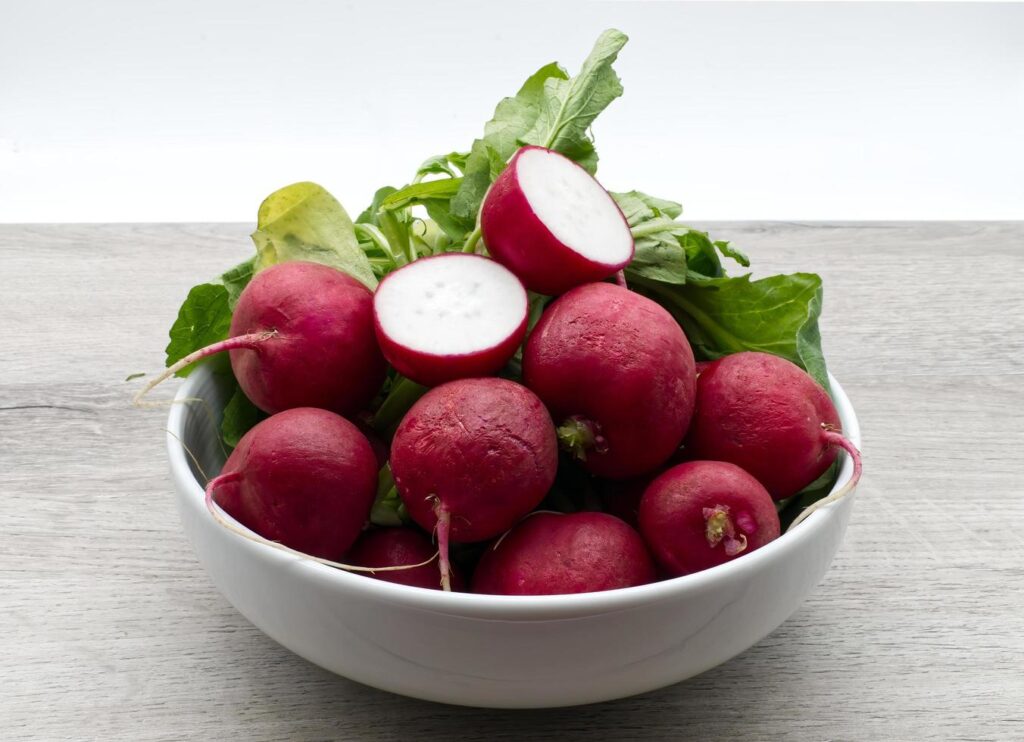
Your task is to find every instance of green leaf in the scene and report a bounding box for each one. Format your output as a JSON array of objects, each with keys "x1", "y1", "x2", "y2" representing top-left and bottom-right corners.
[
  {"x1": 424, "y1": 200, "x2": 473, "y2": 242},
  {"x1": 356, "y1": 186, "x2": 394, "y2": 226},
  {"x1": 380, "y1": 178, "x2": 464, "y2": 212},
  {"x1": 526, "y1": 291, "x2": 550, "y2": 335},
  {"x1": 164, "y1": 283, "x2": 232, "y2": 376},
  {"x1": 450, "y1": 139, "x2": 503, "y2": 223},
  {"x1": 449, "y1": 62, "x2": 571, "y2": 222},
  {"x1": 629, "y1": 234, "x2": 688, "y2": 284},
  {"x1": 378, "y1": 209, "x2": 413, "y2": 265},
  {"x1": 358, "y1": 186, "x2": 418, "y2": 265},
  {"x1": 522, "y1": 29, "x2": 629, "y2": 171},
  {"x1": 612, "y1": 190, "x2": 682, "y2": 226},
  {"x1": 617, "y1": 189, "x2": 749, "y2": 286},
  {"x1": 371, "y1": 375, "x2": 429, "y2": 437},
  {"x1": 221, "y1": 385, "x2": 266, "y2": 449},
  {"x1": 251, "y1": 181, "x2": 376, "y2": 289},
  {"x1": 615, "y1": 192, "x2": 689, "y2": 284},
  {"x1": 509, "y1": 291, "x2": 552, "y2": 370},
  {"x1": 681, "y1": 230, "x2": 725, "y2": 280},
  {"x1": 369, "y1": 464, "x2": 410, "y2": 527},
  {"x1": 220, "y1": 258, "x2": 256, "y2": 309},
  {"x1": 163, "y1": 259, "x2": 256, "y2": 380},
  {"x1": 450, "y1": 32, "x2": 627, "y2": 225},
  {"x1": 631, "y1": 272, "x2": 829, "y2": 389},
  {"x1": 415, "y1": 153, "x2": 465, "y2": 180},
  {"x1": 715, "y1": 240, "x2": 750, "y2": 268},
  {"x1": 484, "y1": 62, "x2": 570, "y2": 161}
]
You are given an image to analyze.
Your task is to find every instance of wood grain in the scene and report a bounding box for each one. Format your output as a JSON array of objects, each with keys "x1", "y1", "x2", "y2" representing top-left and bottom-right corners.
[{"x1": 1, "y1": 223, "x2": 1021, "y2": 741}]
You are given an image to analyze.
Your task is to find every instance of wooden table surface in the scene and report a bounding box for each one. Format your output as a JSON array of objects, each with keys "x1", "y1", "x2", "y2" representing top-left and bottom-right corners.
[{"x1": 2, "y1": 222, "x2": 1022, "y2": 741}]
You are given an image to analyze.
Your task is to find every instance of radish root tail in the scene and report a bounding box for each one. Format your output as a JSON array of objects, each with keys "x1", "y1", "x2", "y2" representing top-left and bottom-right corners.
[
  {"x1": 787, "y1": 430, "x2": 863, "y2": 532},
  {"x1": 132, "y1": 330, "x2": 278, "y2": 409},
  {"x1": 433, "y1": 502, "x2": 453, "y2": 592},
  {"x1": 203, "y1": 474, "x2": 438, "y2": 574}
]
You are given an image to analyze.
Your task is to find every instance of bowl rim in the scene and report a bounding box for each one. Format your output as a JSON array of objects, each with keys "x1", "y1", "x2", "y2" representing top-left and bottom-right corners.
[{"x1": 167, "y1": 367, "x2": 860, "y2": 620}]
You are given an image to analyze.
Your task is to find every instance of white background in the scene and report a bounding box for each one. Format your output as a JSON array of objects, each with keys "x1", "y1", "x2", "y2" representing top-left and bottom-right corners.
[{"x1": 2, "y1": 1, "x2": 1022, "y2": 223}]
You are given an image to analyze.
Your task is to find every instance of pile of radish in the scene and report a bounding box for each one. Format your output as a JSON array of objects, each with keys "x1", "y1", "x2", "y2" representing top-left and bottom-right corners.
[{"x1": 139, "y1": 29, "x2": 861, "y2": 595}]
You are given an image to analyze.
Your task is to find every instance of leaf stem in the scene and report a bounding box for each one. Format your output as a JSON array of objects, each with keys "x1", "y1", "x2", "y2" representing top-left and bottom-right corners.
[
  {"x1": 371, "y1": 376, "x2": 429, "y2": 436},
  {"x1": 462, "y1": 224, "x2": 483, "y2": 254},
  {"x1": 355, "y1": 223, "x2": 404, "y2": 267}
]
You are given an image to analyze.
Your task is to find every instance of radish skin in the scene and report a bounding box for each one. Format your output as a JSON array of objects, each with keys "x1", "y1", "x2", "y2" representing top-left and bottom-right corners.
[
  {"x1": 523, "y1": 282, "x2": 697, "y2": 479},
  {"x1": 208, "y1": 407, "x2": 378, "y2": 561},
  {"x1": 685, "y1": 351, "x2": 858, "y2": 501},
  {"x1": 230, "y1": 261, "x2": 385, "y2": 415},
  {"x1": 639, "y1": 461, "x2": 780, "y2": 577},
  {"x1": 472, "y1": 512, "x2": 656, "y2": 595},
  {"x1": 373, "y1": 254, "x2": 528, "y2": 386},
  {"x1": 135, "y1": 261, "x2": 385, "y2": 417},
  {"x1": 481, "y1": 146, "x2": 634, "y2": 295},
  {"x1": 389, "y1": 378, "x2": 558, "y2": 590}
]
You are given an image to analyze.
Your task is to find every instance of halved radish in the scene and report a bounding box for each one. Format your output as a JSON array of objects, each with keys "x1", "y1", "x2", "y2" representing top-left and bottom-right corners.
[
  {"x1": 481, "y1": 146, "x2": 634, "y2": 295},
  {"x1": 373, "y1": 253, "x2": 528, "y2": 386}
]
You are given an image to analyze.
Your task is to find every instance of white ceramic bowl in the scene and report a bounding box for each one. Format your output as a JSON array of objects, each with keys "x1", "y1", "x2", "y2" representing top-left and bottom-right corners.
[{"x1": 167, "y1": 366, "x2": 860, "y2": 708}]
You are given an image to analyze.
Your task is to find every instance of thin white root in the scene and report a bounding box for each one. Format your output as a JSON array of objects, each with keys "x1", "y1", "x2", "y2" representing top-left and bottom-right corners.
[
  {"x1": 157, "y1": 396, "x2": 230, "y2": 460},
  {"x1": 132, "y1": 330, "x2": 277, "y2": 409},
  {"x1": 204, "y1": 475, "x2": 438, "y2": 574},
  {"x1": 164, "y1": 427, "x2": 212, "y2": 484},
  {"x1": 787, "y1": 430, "x2": 863, "y2": 532},
  {"x1": 490, "y1": 510, "x2": 564, "y2": 552}
]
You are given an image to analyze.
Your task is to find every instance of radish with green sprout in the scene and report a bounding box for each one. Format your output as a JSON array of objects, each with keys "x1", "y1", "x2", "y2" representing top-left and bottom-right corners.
[
  {"x1": 472, "y1": 512, "x2": 656, "y2": 595},
  {"x1": 684, "y1": 352, "x2": 862, "y2": 510},
  {"x1": 639, "y1": 461, "x2": 780, "y2": 576},
  {"x1": 523, "y1": 282, "x2": 696, "y2": 480},
  {"x1": 389, "y1": 378, "x2": 558, "y2": 590},
  {"x1": 136, "y1": 261, "x2": 385, "y2": 416},
  {"x1": 205, "y1": 407, "x2": 378, "y2": 561},
  {"x1": 373, "y1": 254, "x2": 528, "y2": 386},
  {"x1": 481, "y1": 146, "x2": 634, "y2": 295}
]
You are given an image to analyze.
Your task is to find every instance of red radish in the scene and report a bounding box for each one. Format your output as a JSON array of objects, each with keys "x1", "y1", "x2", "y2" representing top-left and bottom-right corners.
[
  {"x1": 205, "y1": 407, "x2": 378, "y2": 561},
  {"x1": 481, "y1": 146, "x2": 634, "y2": 295},
  {"x1": 347, "y1": 528, "x2": 465, "y2": 591},
  {"x1": 685, "y1": 351, "x2": 861, "y2": 502},
  {"x1": 638, "y1": 461, "x2": 780, "y2": 577},
  {"x1": 136, "y1": 261, "x2": 385, "y2": 416},
  {"x1": 389, "y1": 378, "x2": 558, "y2": 590},
  {"x1": 472, "y1": 512, "x2": 656, "y2": 595},
  {"x1": 523, "y1": 282, "x2": 696, "y2": 480},
  {"x1": 373, "y1": 254, "x2": 528, "y2": 386},
  {"x1": 695, "y1": 361, "x2": 711, "y2": 377}
]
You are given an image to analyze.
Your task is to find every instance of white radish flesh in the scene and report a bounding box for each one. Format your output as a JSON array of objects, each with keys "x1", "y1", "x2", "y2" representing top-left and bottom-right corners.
[
  {"x1": 373, "y1": 254, "x2": 528, "y2": 386},
  {"x1": 517, "y1": 147, "x2": 633, "y2": 266},
  {"x1": 481, "y1": 146, "x2": 634, "y2": 295}
]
